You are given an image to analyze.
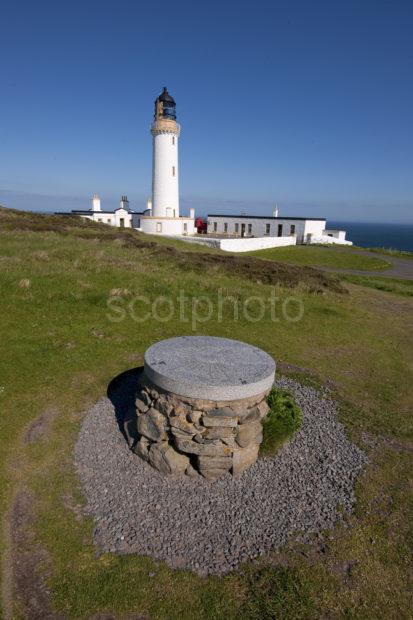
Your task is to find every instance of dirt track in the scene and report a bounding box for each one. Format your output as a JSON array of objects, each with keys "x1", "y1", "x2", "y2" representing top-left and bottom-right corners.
[{"x1": 319, "y1": 248, "x2": 413, "y2": 280}]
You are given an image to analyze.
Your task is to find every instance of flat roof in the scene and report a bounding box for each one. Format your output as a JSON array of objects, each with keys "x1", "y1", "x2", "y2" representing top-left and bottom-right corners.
[
  {"x1": 55, "y1": 210, "x2": 144, "y2": 215},
  {"x1": 208, "y1": 214, "x2": 326, "y2": 221}
]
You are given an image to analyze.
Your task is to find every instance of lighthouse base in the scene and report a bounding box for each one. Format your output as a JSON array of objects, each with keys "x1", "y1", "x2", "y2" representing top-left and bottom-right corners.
[{"x1": 140, "y1": 215, "x2": 196, "y2": 236}]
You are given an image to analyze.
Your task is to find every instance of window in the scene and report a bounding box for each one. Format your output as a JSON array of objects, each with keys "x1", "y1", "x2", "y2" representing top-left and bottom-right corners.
[
  {"x1": 235, "y1": 223, "x2": 239, "y2": 234},
  {"x1": 277, "y1": 224, "x2": 283, "y2": 237},
  {"x1": 224, "y1": 223, "x2": 228, "y2": 233},
  {"x1": 172, "y1": 136, "x2": 175, "y2": 145},
  {"x1": 248, "y1": 224, "x2": 252, "y2": 235},
  {"x1": 98, "y1": 218, "x2": 102, "y2": 223},
  {"x1": 107, "y1": 218, "x2": 112, "y2": 224},
  {"x1": 290, "y1": 224, "x2": 296, "y2": 235},
  {"x1": 172, "y1": 166, "x2": 175, "y2": 176},
  {"x1": 213, "y1": 222, "x2": 217, "y2": 232},
  {"x1": 156, "y1": 222, "x2": 162, "y2": 233},
  {"x1": 265, "y1": 223, "x2": 271, "y2": 235}
]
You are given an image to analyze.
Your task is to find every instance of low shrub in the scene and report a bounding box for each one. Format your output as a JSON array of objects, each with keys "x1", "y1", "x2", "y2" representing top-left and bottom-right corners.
[{"x1": 260, "y1": 387, "x2": 302, "y2": 456}]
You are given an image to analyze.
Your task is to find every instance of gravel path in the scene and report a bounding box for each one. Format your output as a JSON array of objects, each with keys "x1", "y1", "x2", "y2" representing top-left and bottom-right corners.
[
  {"x1": 75, "y1": 375, "x2": 368, "y2": 575},
  {"x1": 314, "y1": 247, "x2": 413, "y2": 280}
]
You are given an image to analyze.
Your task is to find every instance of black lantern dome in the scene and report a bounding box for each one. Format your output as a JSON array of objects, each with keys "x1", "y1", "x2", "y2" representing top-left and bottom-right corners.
[{"x1": 155, "y1": 87, "x2": 176, "y2": 120}]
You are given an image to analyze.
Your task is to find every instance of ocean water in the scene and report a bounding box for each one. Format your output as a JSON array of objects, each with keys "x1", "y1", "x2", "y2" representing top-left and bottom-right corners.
[{"x1": 329, "y1": 221, "x2": 413, "y2": 253}]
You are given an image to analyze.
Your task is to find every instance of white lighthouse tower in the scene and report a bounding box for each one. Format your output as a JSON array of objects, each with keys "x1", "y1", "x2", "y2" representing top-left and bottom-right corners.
[{"x1": 140, "y1": 87, "x2": 195, "y2": 236}]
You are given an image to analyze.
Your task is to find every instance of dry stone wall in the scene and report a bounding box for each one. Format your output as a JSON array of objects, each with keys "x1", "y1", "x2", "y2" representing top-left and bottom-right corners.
[{"x1": 134, "y1": 376, "x2": 270, "y2": 479}]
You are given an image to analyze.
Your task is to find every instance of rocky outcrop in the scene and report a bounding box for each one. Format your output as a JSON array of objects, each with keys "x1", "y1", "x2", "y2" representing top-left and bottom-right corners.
[{"x1": 133, "y1": 376, "x2": 270, "y2": 479}]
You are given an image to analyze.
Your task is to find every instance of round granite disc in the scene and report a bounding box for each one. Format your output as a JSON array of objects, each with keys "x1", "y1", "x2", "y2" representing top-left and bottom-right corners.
[{"x1": 144, "y1": 336, "x2": 276, "y2": 400}]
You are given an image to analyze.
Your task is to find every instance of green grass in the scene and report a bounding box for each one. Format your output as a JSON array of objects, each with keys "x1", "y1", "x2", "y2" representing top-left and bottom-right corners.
[
  {"x1": 246, "y1": 244, "x2": 392, "y2": 271},
  {"x1": 260, "y1": 388, "x2": 302, "y2": 456},
  {"x1": 341, "y1": 274, "x2": 413, "y2": 297},
  {"x1": 0, "y1": 207, "x2": 412, "y2": 618},
  {"x1": 356, "y1": 246, "x2": 413, "y2": 259},
  {"x1": 239, "y1": 565, "x2": 315, "y2": 619}
]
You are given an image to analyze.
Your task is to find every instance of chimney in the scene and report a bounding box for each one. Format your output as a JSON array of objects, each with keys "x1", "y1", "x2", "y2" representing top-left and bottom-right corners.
[
  {"x1": 273, "y1": 204, "x2": 279, "y2": 218},
  {"x1": 146, "y1": 199, "x2": 152, "y2": 212},
  {"x1": 189, "y1": 208, "x2": 195, "y2": 219},
  {"x1": 92, "y1": 193, "x2": 101, "y2": 211},
  {"x1": 120, "y1": 195, "x2": 129, "y2": 211}
]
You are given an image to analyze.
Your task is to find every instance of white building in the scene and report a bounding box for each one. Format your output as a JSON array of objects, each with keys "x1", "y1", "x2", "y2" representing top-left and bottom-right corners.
[
  {"x1": 206, "y1": 212, "x2": 352, "y2": 247},
  {"x1": 139, "y1": 87, "x2": 196, "y2": 236},
  {"x1": 60, "y1": 194, "x2": 144, "y2": 229}
]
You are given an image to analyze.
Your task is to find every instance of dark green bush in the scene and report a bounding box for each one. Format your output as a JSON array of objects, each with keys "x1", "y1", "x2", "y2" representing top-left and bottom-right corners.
[{"x1": 260, "y1": 388, "x2": 302, "y2": 456}]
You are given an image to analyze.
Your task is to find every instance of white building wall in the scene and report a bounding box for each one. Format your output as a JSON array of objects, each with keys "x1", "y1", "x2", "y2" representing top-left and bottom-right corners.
[
  {"x1": 207, "y1": 216, "x2": 327, "y2": 244},
  {"x1": 182, "y1": 235, "x2": 296, "y2": 252},
  {"x1": 324, "y1": 229, "x2": 346, "y2": 240},
  {"x1": 97, "y1": 214, "x2": 115, "y2": 225},
  {"x1": 152, "y1": 132, "x2": 179, "y2": 218},
  {"x1": 220, "y1": 236, "x2": 296, "y2": 252},
  {"x1": 140, "y1": 216, "x2": 195, "y2": 236},
  {"x1": 79, "y1": 210, "x2": 133, "y2": 228},
  {"x1": 114, "y1": 208, "x2": 133, "y2": 228},
  {"x1": 309, "y1": 231, "x2": 352, "y2": 245},
  {"x1": 303, "y1": 220, "x2": 326, "y2": 242}
]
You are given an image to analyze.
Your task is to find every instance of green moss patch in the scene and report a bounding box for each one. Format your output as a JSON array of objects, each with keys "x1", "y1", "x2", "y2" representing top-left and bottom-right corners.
[{"x1": 260, "y1": 388, "x2": 302, "y2": 456}]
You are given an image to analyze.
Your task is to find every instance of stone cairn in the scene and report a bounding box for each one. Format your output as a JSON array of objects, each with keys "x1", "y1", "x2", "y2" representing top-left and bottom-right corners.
[
  {"x1": 133, "y1": 336, "x2": 276, "y2": 480},
  {"x1": 134, "y1": 380, "x2": 270, "y2": 479}
]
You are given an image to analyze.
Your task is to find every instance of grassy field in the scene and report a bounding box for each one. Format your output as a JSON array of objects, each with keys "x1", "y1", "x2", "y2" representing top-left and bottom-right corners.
[
  {"x1": 357, "y1": 247, "x2": 413, "y2": 259},
  {"x1": 0, "y1": 207, "x2": 412, "y2": 618},
  {"x1": 245, "y1": 245, "x2": 392, "y2": 271},
  {"x1": 341, "y1": 274, "x2": 413, "y2": 297}
]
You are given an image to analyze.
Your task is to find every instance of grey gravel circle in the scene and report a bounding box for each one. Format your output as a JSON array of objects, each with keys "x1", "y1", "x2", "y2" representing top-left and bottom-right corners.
[{"x1": 75, "y1": 375, "x2": 368, "y2": 575}]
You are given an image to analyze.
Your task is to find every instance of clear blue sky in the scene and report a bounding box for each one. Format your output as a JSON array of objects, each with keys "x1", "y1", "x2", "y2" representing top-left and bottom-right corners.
[{"x1": 0, "y1": 0, "x2": 412, "y2": 222}]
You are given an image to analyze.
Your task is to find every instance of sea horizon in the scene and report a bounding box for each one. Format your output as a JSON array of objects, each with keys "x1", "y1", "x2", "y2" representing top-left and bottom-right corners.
[{"x1": 329, "y1": 221, "x2": 413, "y2": 253}]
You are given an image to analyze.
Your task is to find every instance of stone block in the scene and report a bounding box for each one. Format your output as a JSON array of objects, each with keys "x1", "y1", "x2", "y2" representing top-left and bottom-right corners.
[
  {"x1": 238, "y1": 406, "x2": 261, "y2": 424},
  {"x1": 232, "y1": 443, "x2": 259, "y2": 476},
  {"x1": 236, "y1": 421, "x2": 262, "y2": 448},
  {"x1": 133, "y1": 436, "x2": 150, "y2": 461},
  {"x1": 208, "y1": 407, "x2": 239, "y2": 418},
  {"x1": 170, "y1": 416, "x2": 196, "y2": 435},
  {"x1": 135, "y1": 398, "x2": 149, "y2": 413},
  {"x1": 202, "y1": 415, "x2": 238, "y2": 428},
  {"x1": 187, "y1": 410, "x2": 203, "y2": 423},
  {"x1": 222, "y1": 436, "x2": 236, "y2": 448},
  {"x1": 185, "y1": 463, "x2": 199, "y2": 477},
  {"x1": 174, "y1": 436, "x2": 232, "y2": 457},
  {"x1": 203, "y1": 426, "x2": 235, "y2": 439},
  {"x1": 137, "y1": 407, "x2": 167, "y2": 442},
  {"x1": 173, "y1": 403, "x2": 190, "y2": 417},
  {"x1": 157, "y1": 397, "x2": 173, "y2": 416},
  {"x1": 257, "y1": 399, "x2": 270, "y2": 419},
  {"x1": 148, "y1": 442, "x2": 189, "y2": 475},
  {"x1": 193, "y1": 434, "x2": 220, "y2": 445}
]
